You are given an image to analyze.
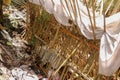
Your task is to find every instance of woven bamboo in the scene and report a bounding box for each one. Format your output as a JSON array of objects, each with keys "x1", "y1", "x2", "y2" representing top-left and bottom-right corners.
[{"x1": 25, "y1": 1, "x2": 120, "y2": 80}]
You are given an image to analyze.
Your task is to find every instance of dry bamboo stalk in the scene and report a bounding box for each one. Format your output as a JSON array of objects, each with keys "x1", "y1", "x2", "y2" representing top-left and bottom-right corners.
[
  {"x1": 69, "y1": 66, "x2": 92, "y2": 80},
  {"x1": 62, "y1": 67, "x2": 69, "y2": 80},
  {"x1": 35, "y1": 35, "x2": 47, "y2": 44},
  {"x1": 25, "y1": 1, "x2": 108, "y2": 79},
  {"x1": 59, "y1": 66, "x2": 67, "y2": 80},
  {"x1": 87, "y1": 60, "x2": 95, "y2": 75},
  {"x1": 60, "y1": 0, "x2": 70, "y2": 18},
  {"x1": 74, "y1": 0, "x2": 80, "y2": 26},
  {"x1": 81, "y1": 47, "x2": 91, "y2": 72},
  {"x1": 63, "y1": 68, "x2": 69, "y2": 80},
  {"x1": 72, "y1": 0, "x2": 83, "y2": 35},
  {"x1": 49, "y1": 24, "x2": 60, "y2": 47},
  {"x1": 70, "y1": 73, "x2": 74, "y2": 80},
  {"x1": 50, "y1": 53, "x2": 62, "y2": 70},
  {"x1": 100, "y1": 0, "x2": 103, "y2": 15},
  {"x1": 111, "y1": 0, "x2": 120, "y2": 15},
  {"x1": 49, "y1": 36, "x2": 72, "y2": 67},
  {"x1": 82, "y1": 51, "x2": 97, "y2": 73},
  {"x1": 105, "y1": 0, "x2": 114, "y2": 15},
  {"x1": 92, "y1": 0, "x2": 96, "y2": 29},
  {"x1": 76, "y1": 0, "x2": 83, "y2": 29},
  {"x1": 103, "y1": 2, "x2": 106, "y2": 32},
  {"x1": 39, "y1": 65, "x2": 48, "y2": 76},
  {"x1": 94, "y1": 74, "x2": 101, "y2": 80},
  {"x1": 50, "y1": 0, "x2": 53, "y2": 5},
  {"x1": 65, "y1": 0, "x2": 74, "y2": 21},
  {"x1": 69, "y1": 0, "x2": 77, "y2": 24},
  {"x1": 25, "y1": 1, "x2": 31, "y2": 40},
  {"x1": 84, "y1": 0, "x2": 96, "y2": 40},
  {"x1": 53, "y1": 42, "x2": 81, "y2": 75},
  {"x1": 60, "y1": 27, "x2": 99, "y2": 50},
  {"x1": 26, "y1": 3, "x2": 40, "y2": 40}
]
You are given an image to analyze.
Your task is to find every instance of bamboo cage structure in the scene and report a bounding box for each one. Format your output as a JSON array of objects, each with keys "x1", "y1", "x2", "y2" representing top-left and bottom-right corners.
[{"x1": 25, "y1": 0, "x2": 120, "y2": 80}]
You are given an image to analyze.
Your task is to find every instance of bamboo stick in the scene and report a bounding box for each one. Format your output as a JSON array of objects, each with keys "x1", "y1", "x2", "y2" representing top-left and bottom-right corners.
[
  {"x1": 49, "y1": 24, "x2": 60, "y2": 47},
  {"x1": 60, "y1": 27, "x2": 99, "y2": 50},
  {"x1": 111, "y1": 0, "x2": 120, "y2": 15},
  {"x1": 103, "y1": 2, "x2": 106, "y2": 32},
  {"x1": 65, "y1": 0, "x2": 74, "y2": 21},
  {"x1": 105, "y1": 0, "x2": 114, "y2": 15},
  {"x1": 92, "y1": 0, "x2": 96, "y2": 29},
  {"x1": 84, "y1": 0, "x2": 96, "y2": 40},
  {"x1": 54, "y1": 42, "x2": 81, "y2": 75},
  {"x1": 60, "y1": 0, "x2": 70, "y2": 18},
  {"x1": 59, "y1": 66, "x2": 67, "y2": 80}
]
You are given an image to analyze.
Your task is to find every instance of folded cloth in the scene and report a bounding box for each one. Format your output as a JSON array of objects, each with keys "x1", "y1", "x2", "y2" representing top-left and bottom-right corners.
[{"x1": 99, "y1": 33, "x2": 120, "y2": 76}]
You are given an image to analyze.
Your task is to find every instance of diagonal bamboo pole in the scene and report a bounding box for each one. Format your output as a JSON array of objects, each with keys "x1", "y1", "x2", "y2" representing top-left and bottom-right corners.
[
  {"x1": 53, "y1": 42, "x2": 81, "y2": 75},
  {"x1": 111, "y1": 0, "x2": 120, "y2": 15},
  {"x1": 105, "y1": 0, "x2": 114, "y2": 15}
]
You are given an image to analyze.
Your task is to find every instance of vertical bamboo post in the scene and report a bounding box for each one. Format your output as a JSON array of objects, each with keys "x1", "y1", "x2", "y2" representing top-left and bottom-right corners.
[
  {"x1": 92, "y1": 0, "x2": 96, "y2": 29},
  {"x1": 85, "y1": 0, "x2": 96, "y2": 40},
  {"x1": 103, "y1": 1, "x2": 106, "y2": 32}
]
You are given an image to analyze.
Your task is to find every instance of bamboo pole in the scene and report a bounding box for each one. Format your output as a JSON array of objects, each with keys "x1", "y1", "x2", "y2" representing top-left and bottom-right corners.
[
  {"x1": 103, "y1": 1, "x2": 106, "y2": 32},
  {"x1": 111, "y1": 0, "x2": 120, "y2": 15},
  {"x1": 59, "y1": 66, "x2": 68, "y2": 80},
  {"x1": 53, "y1": 42, "x2": 81, "y2": 75},
  {"x1": 59, "y1": 27, "x2": 99, "y2": 50},
  {"x1": 92, "y1": 0, "x2": 96, "y2": 29},
  {"x1": 105, "y1": 0, "x2": 114, "y2": 15},
  {"x1": 65, "y1": 0, "x2": 74, "y2": 21},
  {"x1": 84, "y1": 0, "x2": 96, "y2": 40},
  {"x1": 49, "y1": 24, "x2": 60, "y2": 47}
]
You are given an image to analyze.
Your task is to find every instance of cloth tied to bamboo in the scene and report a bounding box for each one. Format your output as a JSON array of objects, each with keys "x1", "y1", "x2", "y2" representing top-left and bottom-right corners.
[{"x1": 29, "y1": 0, "x2": 120, "y2": 76}]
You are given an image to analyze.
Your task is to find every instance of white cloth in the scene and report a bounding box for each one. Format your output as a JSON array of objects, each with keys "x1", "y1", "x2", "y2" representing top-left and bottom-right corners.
[
  {"x1": 29, "y1": 0, "x2": 42, "y2": 5},
  {"x1": 99, "y1": 33, "x2": 120, "y2": 76},
  {"x1": 29, "y1": 0, "x2": 120, "y2": 76},
  {"x1": 53, "y1": 1, "x2": 71, "y2": 26}
]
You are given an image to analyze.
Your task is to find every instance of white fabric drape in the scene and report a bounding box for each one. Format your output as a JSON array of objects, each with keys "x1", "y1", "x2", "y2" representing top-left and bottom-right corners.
[{"x1": 29, "y1": 0, "x2": 120, "y2": 76}]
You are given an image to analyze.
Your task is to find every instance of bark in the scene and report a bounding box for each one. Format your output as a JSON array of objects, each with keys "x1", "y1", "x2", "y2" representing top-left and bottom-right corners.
[{"x1": 0, "y1": 0, "x2": 3, "y2": 25}]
